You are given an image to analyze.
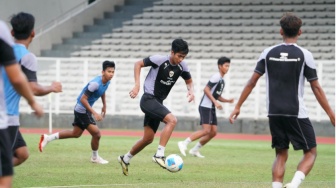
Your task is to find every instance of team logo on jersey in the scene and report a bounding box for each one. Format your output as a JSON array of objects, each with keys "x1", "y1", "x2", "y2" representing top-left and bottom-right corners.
[
  {"x1": 269, "y1": 52, "x2": 299, "y2": 62},
  {"x1": 164, "y1": 63, "x2": 168, "y2": 69},
  {"x1": 169, "y1": 71, "x2": 174, "y2": 77},
  {"x1": 280, "y1": 53, "x2": 288, "y2": 59}
]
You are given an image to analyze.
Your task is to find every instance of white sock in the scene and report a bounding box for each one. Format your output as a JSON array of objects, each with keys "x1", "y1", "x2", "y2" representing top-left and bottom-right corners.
[
  {"x1": 92, "y1": 150, "x2": 98, "y2": 158},
  {"x1": 123, "y1": 151, "x2": 133, "y2": 163},
  {"x1": 291, "y1": 171, "x2": 305, "y2": 187},
  {"x1": 191, "y1": 142, "x2": 203, "y2": 151},
  {"x1": 183, "y1": 137, "x2": 192, "y2": 145},
  {"x1": 272, "y1": 182, "x2": 283, "y2": 188},
  {"x1": 47, "y1": 132, "x2": 59, "y2": 142},
  {"x1": 155, "y1": 145, "x2": 165, "y2": 157}
]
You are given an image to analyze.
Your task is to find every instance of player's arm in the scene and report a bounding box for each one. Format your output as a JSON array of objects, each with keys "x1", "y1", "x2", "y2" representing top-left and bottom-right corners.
[
  {"x1": 229, "y1": 72, "x2": 261, "y2": 123},
  {"x1": 204, "y1": 85, "x2": 222, "y2": 109},
  {"x1": 5, "y1": 64, "x2": 43, "y2": 117},
  {"x1": 101, "y1": 92, "x2": 106, "y2": 117},
  {"x1": 310, "y1": 80, "x2": 335, "y2": 126},
  {"x1": 218, "y1": 96, "x2": 234, "y2": 103},
  {"x1": 29, "y1": 81, "x2": 62, "y2": 96},
  {"x1": 129, "y1": 60, "x2": 145, "y2": 98},
  {"x1": 185, "y1": 78, "x2": 195, "y2": 102},
  {"x1": 80, "y1": 93, "x2": 102, "y2": 121}
]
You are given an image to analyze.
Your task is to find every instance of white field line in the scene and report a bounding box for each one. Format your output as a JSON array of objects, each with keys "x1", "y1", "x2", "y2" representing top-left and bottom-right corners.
[{"x1": 25, "y1": 181, "x2": 335, "y2": 188}]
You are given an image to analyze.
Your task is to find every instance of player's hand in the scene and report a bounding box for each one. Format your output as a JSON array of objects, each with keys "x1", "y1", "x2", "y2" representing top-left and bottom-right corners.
[
  {"x1": 228, "y1": 98, "x2": 234, "y2": 103},
  {"x1": 51, "y1": 81, "x2": 62, "y2": 93},
  {"x1": 229, "y1": 108, "x2": 240, "y2": 124},
  {"x1": 215, "y1": 101, "x2": 223, "y2": 110},
  {"x1": 129, "y1": 85, "x2": 140, "y2": 98},
  {"x1": 30, "y1": 101, "x2": 44, "y2": 118},
  {"x1": 101, "y1": 106, "x2": 106, "y2": 118},
  {"x1": 329, "y1": 113, "x2": 335, "y2": 126},
  {"x1": 94, "y1": 112, "x2": 103, "y2": 122},
  {"x1": 187, "y1": 92, "x2": 195, "y2": 103}
]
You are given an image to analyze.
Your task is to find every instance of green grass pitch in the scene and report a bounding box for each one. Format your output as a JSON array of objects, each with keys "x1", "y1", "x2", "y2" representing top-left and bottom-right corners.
[{"x1": 14, "y1": 134, "x2": 334, "y2": 188}]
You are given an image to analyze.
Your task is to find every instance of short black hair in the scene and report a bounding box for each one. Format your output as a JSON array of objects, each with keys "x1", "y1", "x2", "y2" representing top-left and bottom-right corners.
[
  {"x1": 102, "y1": 60, "x2": 115, "y2": 71},
  {"x1": 171, "y1": 38, "x2": 189, "y2": 54},
  {"x1": 10, "y1": 12, "x2": 35, "y2": 40},
  {"x1": 280, "y1": 12, "x2": 302, "y2": 37},
  {"x1": 217, "y1": 57, "x2": 230, "y2": 65}
]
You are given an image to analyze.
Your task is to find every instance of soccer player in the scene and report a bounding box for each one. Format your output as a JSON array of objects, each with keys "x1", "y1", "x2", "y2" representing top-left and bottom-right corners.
[
  {"x1": 39, "y1": 60, "x2": 115, "y2": 164},
  {"x1": 0, "y1": 20, "x2": 43, "y2": 188},
  {"x1": 178, "y1": 57, "x2": 234, "y2": 158},
  {"x1": 229, "y1": 12, "x2": 335, "y2": 188},
  {"x1": 118, "y1": 38, "x2": 195, "y2": 176},
  {"x1": 3, "y1": 12, "x2": 62, "y2": 167}
]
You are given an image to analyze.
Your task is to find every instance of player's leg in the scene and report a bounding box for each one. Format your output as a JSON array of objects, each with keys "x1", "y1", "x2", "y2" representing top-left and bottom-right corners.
[
  {"x1": 39, "y1": 111, "x2": 86, "y2": 152},
  {"x1": 133, "y1": 125, "x2": 156, "y2": 155},
  {"x1": 269, "y1": 116, "x2": 289, "y2": 188},
  {"x1": 272, "y1": 148, "x2": 288, "y2": 186},
  {"x1": 160, "y1": 113, "x2": 177, "y2": 148},
  {"x1": 39, "y1": 125, "x2": 84, "y2": 151},
  {"x1": 189, "y1": 124, "x2": 212, "y2": 142},
  {"x1": 118, "y1": 124, "x2": 156, "y2": 175},
  {"x1": 12, "y1": 130, "x2": 28, "y2": 166},
  {"x1": 285, "y1": 118, "x2": 317, "y2": 188},
  {"x1": 86, "y1": 123, "x2": 108, "y2": 164},
  {"x1": 199, "y1": 125, "x2": 217, "y2": 146},
  {"x1": 0, "y1": 128, "x2": 13, "y2": 187},
  {"x1": 178, "y1": 106, "x2": 211, "y2": 156},
  {"x1": 189, "y1": 108, "x2": 217, "y2": 158},
  {"x1": 86, "y1": 124, "x2": 101, "y2": 151}
]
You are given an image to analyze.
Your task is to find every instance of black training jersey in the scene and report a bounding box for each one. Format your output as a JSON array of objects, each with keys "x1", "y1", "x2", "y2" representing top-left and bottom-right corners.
[
  {"x1": 199, "y1": 72, "x2": 225, "y2": 109},
  {"x1": 255, "y1": 43, "x2": 318, "y2": 118},
  {"x1": 143, "y1": 55, "x2": 191, "y2": 101},
  {"x1": 0, "y1": 20, "x2": 17, "y2": 129}
]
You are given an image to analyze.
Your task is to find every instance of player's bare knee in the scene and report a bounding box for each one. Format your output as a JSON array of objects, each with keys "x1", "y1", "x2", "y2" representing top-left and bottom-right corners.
[
  {"x1": 142, "y1": 136, "x2": 154, "y2": 145},
  {"x1": 73, "y1": 132, "x2": 82, "y2": 138},
  {"x1": 211, "y1": 131, "x2": 217, "y2": 138},
  {"x1": 203, "y1": 129, "x2": 211, "y2": 135},
  {"x1": 168, "y1": 116, "x2": 177, "y2": 126}
]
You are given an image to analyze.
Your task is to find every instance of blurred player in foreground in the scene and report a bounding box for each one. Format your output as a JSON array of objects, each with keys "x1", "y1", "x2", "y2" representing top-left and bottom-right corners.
[
  {"x1": 0, "y1": 20, "x2": 43, "y2": 188},
  {"x1": 3, "y1": 12, "x2": 62, "y2": 167}
]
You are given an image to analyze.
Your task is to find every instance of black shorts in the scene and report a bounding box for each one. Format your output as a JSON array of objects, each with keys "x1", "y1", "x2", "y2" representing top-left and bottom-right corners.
[
  {"x1": 72, "y1": 111, "x2": 96, "y2": 130},
  {"x1": 140, "y1": 93, "x2": 171, "y2": 133},
  {"x1": 269, "y1": 117, "x2": 316, "y2": 150},
  {"x1": 199, "y1": 106, "x2": 217, "y2": 125},
  {"x1": 0, "y1": 128, "x2": 13, "y2": 176},
  {"x1": 7, "y1": 126, "x2": 27, "y2": 151}
]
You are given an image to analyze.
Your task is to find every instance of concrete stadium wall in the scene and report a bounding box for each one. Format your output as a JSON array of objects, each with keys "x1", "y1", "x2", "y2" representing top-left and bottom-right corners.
[
  {"x1": 0, "y1": 0, "x2": 86, "y2": 27},
  {"x1": 20, "y1": 114, "x2": 335, "y2": 137},
  {"x1": 29, "y1": 0, "x2": 124, "y2": 56}
]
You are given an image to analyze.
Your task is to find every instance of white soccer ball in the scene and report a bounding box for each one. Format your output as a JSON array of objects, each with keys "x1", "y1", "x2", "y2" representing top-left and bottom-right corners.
[{"x1": 165, "y1": 154, "x2": 183, "y2": 172}]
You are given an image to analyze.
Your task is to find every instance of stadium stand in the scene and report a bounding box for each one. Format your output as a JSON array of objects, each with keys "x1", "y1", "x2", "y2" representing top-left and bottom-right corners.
[
  {"x1": 41, "y1": 0, "x2": 334, "y2": 60},
  {"x1": 18, "y1": 0, "x2": 334, "y2": 133}
]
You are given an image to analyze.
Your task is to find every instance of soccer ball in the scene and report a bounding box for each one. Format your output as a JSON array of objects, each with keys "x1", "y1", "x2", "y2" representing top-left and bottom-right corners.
[{"x1": 165, "y1": 154, "x2": 183, "y2": 172}]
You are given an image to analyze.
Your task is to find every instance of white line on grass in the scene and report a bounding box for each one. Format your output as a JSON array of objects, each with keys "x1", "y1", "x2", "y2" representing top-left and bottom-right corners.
[{"x1": 24, "y1": 181, "x2": 335, "y2": 188}]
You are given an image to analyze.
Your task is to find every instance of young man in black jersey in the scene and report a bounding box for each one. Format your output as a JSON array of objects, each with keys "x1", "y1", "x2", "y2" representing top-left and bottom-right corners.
[
  {"x1": 178, "y1": 57, "x2": 234, "y2": 158},
  {"x1": 118, "y1": 38, "x2": 195, "y2": 176},
  {"x1": 229, "y1": 12, "x2": 335, "y2": 188}
]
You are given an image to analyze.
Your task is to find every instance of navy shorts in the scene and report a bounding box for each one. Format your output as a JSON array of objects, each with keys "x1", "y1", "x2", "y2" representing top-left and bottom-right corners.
[
  {"x1": 199, "y1": 106, "x2": 217, "y2": 125},
  {"x1": 140, "y1": 93, "x2": 171, "y2": 133},
  {"x1": 269, "y1": 116, "x2": 316, "y2": 150},
  {"x1": 7, "y1": 126, "x2": 27, "y2": 151},
  {"x1": 73, "y1": 110, "x2": 96, "y2": 130},
  {"x1": 0, "y1": 128, "x2": 13, "y2": 176}
]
